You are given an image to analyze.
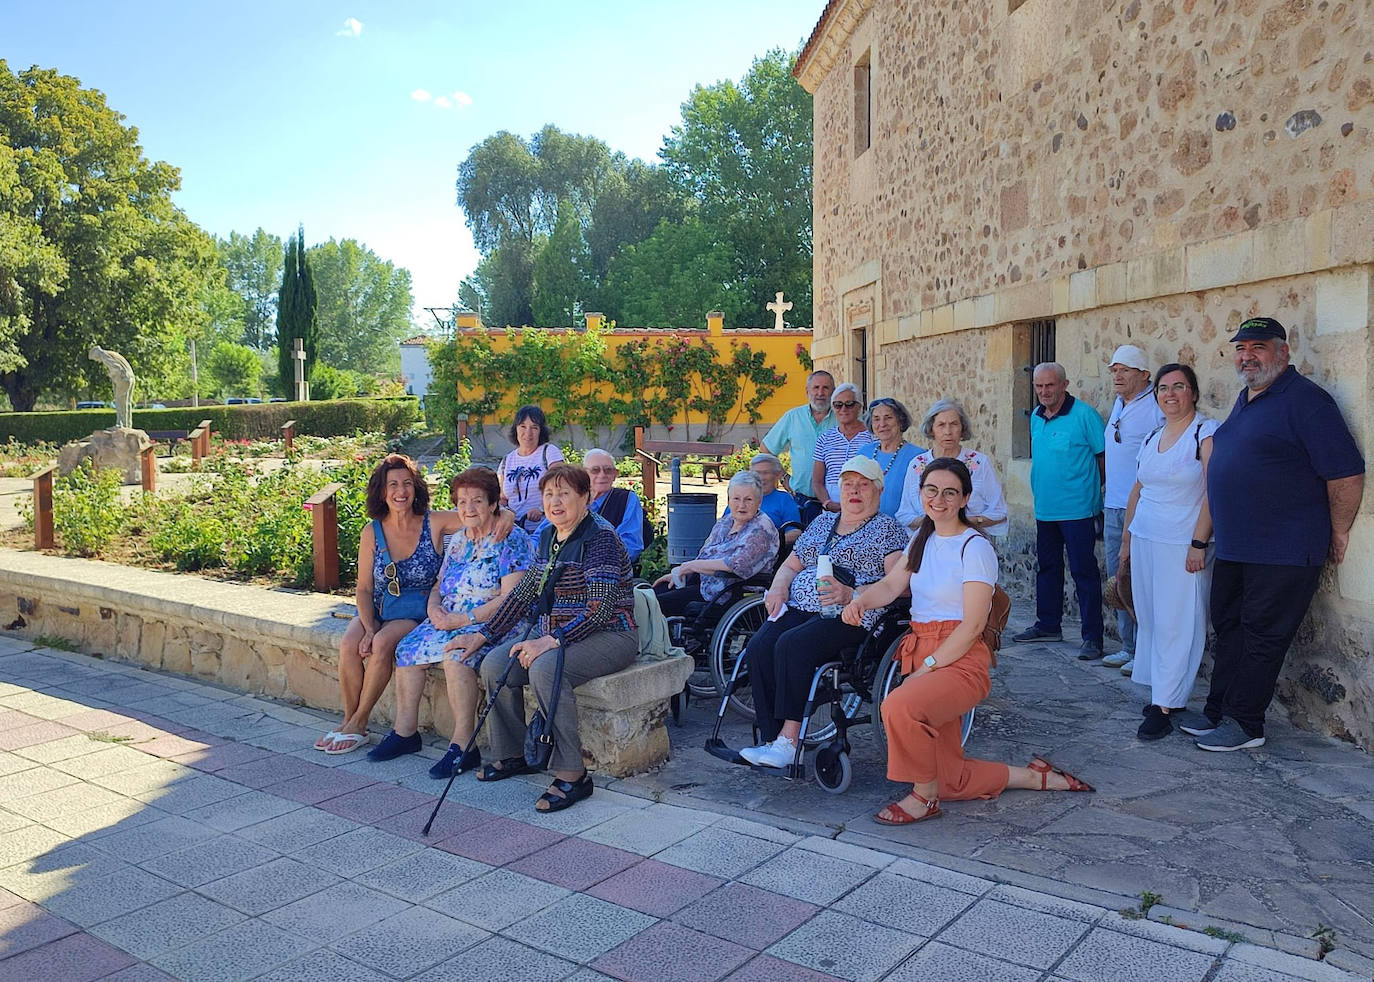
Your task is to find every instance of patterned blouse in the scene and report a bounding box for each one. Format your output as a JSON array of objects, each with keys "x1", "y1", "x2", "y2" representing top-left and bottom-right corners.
[
  {"x1": 788, "y1": 511, "x2": 910, "y2": 630},
  {"x1": 371, "y1": 513, "x2": 443, "y2": 621},
  {"x1": 481, "y1": 513, "x2": 636, "y2": 645},
  {"x1": 695, "y1": 512, "x2": 779, "y2": 602}
]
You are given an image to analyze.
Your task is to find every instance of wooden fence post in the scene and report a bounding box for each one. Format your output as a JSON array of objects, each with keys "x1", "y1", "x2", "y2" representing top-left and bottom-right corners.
[
  {"x1": 305, "y1": 482, "x2": 344, "y2": 592},
  {"x1": 197, "y1": 419, "x2": 212, "y2": 459},
  {"x1": 140, "y1": 445, "x2": 157, "y2": 493},
  {"x1": 280, "y1": 419, "x2": 296, "y2": 454},
  {"x1": 189, "y1": 426, "x2": 205, "y2": 466},
  {"x1": 634, "y1": 426, "x2": 656, "y2": 502},
  {"x1": 456, "y1": 415, "x2": 468, "y2": 446},
  {"x1": 32, "y1": 465, "x2": 55, "y2": 549}
]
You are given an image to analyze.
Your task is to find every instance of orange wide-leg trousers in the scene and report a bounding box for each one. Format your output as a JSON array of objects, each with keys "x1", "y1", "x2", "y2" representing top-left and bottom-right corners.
[{"x1": 880, "y1": 620, "x2": 1009, "y2": 801}]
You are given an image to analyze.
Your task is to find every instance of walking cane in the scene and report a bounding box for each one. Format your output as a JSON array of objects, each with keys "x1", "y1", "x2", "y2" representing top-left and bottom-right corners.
[{"x1": 421, "y1": 649, "x2": 523, "y2": 837}]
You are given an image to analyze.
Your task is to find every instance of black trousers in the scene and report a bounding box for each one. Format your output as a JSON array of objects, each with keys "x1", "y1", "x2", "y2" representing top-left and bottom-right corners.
[
  {"x1": 742, "y1": 609, "x2": 867, "y2": 743},
  {"x1": 1204, "y1": 559, "x2": 1322, "y2": 737},
  {"x1": 654, "y1": 581, "x2": 703, "y2": 618}
]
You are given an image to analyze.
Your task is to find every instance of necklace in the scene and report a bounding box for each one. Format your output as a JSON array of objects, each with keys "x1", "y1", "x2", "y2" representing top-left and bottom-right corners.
[{"x1": 874, "y1": 445, "x2": 905, "y2": 476}]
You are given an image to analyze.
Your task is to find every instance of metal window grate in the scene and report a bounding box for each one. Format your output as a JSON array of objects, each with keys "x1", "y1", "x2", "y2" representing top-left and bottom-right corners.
[{"x1": 1013, "y1": 319, "x2": 1056, "y2": 459}]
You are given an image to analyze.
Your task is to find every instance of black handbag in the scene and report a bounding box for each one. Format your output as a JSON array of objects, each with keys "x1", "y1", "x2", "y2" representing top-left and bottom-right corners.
[{"x1": 523, "y1": 632, "x2": 564, "y2": 769}]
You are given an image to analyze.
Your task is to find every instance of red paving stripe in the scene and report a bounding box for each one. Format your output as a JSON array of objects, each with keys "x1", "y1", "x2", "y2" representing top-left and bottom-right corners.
[
  {"x1": 0, "y1": 901, "x2": 79, "y2": 959},
  {"x1": 374, "y1": 800, "x2": 492, "y2": 843},
  {"x1": 170, "y1": 742, "x2": 274, "y2": 773},
  {"x1": 587, "y1": 858, "x2": 724, "y2": 917},
  {"x1": 260, "y1": 764, "x2": 378, "y2": 805},
  {"x1": 0, "y1": 930, "x2": 140, "y2": 981},
  {"x1": 0, "y1": 721, "x2": 80, "y2": 751},
  {"x1": 722, "y1": 953, "x2": 844, "y2": 982},
  {"x1": 0, "y1": 710, "x2": 42, "y2": 732},
  {"x1": 592, "y1": 920, "x2": 754, "y2": 982},
  {"x1": 216, "y1": 753, "x2": 320, "y2": 789},
  {"x1": 315, "y1": 783, "x2": 434, "y2": 823},
  {"x1": 434, "y1": 815, "x2": 566, "y2": 866},
  {"x1": 506, "y1": 836, "x2": 642, "y2": 892},
  {"x1": 53, "y1": 709, "x2": 138, "y2": 732}
]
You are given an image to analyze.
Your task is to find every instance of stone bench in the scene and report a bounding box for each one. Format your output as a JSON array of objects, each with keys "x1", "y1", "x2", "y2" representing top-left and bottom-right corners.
[{"x1": 0, "y1": 549, "x2": 691, "y2": 778}]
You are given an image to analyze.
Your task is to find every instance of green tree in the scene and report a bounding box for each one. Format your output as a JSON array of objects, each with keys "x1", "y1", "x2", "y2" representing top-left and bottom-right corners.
[
  {"x1": 660, "y1": 49, "x2": 813, "y2": 326},
  {"x1": 206, "y1": 340, "x2": 262, "y2": 398},
  {"x1": 531, "y1": 200, "x2": 588, "y2": 327},
  {"x1": 0, "y1": 61, "x2": 220, "y2": 410},
  {"x1": 217, "y1": 228, "x2": 283, "y2": 349},
  {"x1": 276, "y1": 226, "x2": 318, "y2": 397},
  {"x1": 462, "y1": 240, "x2": 534, "y2": 328},
  {"x1": 603, "y1": 218, "x2": 737, "y2": 327},
  {"x1": 308, "y1": 238, "x2": 414, "y2": 374},
  {"x1": 586, "y1": 160, "x2": 686, "y2": 286}
]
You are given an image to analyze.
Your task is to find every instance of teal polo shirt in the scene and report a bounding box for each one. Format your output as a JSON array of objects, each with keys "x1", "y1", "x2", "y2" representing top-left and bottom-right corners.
[
  {"x1": 1030, "y1": 393, "x2": 1106, "y2": 521},
  {"x1": 763, "y1": 405, "x2": 836, "y2": 499}
]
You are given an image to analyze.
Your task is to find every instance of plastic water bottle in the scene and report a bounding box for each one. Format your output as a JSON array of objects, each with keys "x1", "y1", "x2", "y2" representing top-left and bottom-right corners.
[{"x1": 817, "y1": 554, "x2": 842, "y2": 618}]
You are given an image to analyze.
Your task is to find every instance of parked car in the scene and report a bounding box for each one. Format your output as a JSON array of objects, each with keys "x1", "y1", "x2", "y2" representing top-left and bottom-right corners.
[
  {"x1": 136, "y1": 402, "x2": 167, "y2": 410},
  {"x1": 268, "y1": 397, "x2": 287, "y2": 403},
  {"x1": 225, "y1": 397, "x2": 263, "y2": 405},
  {"x1": 75, "y1": 401, "x2": 111, "y2": 410}
]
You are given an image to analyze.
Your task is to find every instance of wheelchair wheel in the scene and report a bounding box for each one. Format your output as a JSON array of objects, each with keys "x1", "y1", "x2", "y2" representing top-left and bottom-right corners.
[
  {"x1": 813, "y1": 741, "x2": 852, "y2": 795},
  {"x1": 800, "y1": 692, "x2": 862, "y2": 748},
  {"x1": 872, "y1": 639, "x2": 976, "y2": 756},
  {"x1": 686, "y1": 661, "x2": 718, "y2": 700},
  {"x1": 708, "y1": 594, "x2": 768, "y2": 720}
]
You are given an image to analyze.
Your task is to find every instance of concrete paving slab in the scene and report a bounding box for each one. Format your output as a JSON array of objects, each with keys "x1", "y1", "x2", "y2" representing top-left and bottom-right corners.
[
  {"x1": 90, "y1": 891, "x2": 246, "y2": 960},
  {"x1": 935, "y1": 898, "x2": 1092, "y2": 970},
  {"x1": 148, "y1": 917, "x2": 316, "y2": 982},
  {"x1": 192, "y1": 856, "x2": 341, "y2": 916},
  {"x1": 884, "y1": 941, "x2": 1041, "y2": 982},
  {"x1": 415, "y1": 935, "x2": 577, "y2": 982},
  {"x1": 426, "y1": 867, "x2": 569, "y2": 932},
  {"x1": 767, "y1": 909, "x2": 923, "y2": 982},
  {"x1": 332, "y1": 906, "x2": 487, "y2": 976},
  {"x1": 502, "y1": 892, "x2": 656, "y2": 964},
  {"x1": 1054, "y1": 927, "x2": 1217, "y2": 982}
]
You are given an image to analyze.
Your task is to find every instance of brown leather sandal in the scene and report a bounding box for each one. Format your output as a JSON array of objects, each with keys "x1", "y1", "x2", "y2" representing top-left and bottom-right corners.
[
  {"x1": 1028, "y1": 756, "x2": 1095, "y2": 792},
  {"x1": 874, "y1": 791, "x2": 941, "y2": 825}
]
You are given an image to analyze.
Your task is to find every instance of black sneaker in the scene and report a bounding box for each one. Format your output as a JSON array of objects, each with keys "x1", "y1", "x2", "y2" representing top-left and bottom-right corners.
[
  {"x1": 429, "y1": 743, "x2": 481, "y2": 779},
  {"x1": 1137, "y1": 705, "x2": 1173, "y2": 741},
  {"x1": 366, "y1": 730, "x2": 422, "y2": 762},
  {"x1": 1012, "y1": 625, "x2": 1063, "y2": 643}
]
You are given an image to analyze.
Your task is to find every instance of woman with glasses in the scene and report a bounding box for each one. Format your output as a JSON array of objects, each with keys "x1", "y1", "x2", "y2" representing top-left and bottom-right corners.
[
  {"x1": 448, "y1": 464, "x2": 637, "y2": 813},
  {"x1": 812, "y1": 383, "x2": 875, "y2": 514},
  {"x1": 1118, "y1": 364, "x2": 1218, "y2": 740},
  {"x1": 847, "y1": 458, "x2": 1093, "y2": 825},
  {"x1": 367, "y1": 467, "x2": 537, "y2": 775},
  {"x1": 857, "y1": 397, "x2": 923, "y2": 518},
  {"x1": 896, "y1": 398, "x2": 1009, "y2": 536},
  {"x1": 499, "y1": 404, "x2": 565, "y2": 532},
  {"x1": 315, "y1": 454, "x2": 463, "y2": 755}
]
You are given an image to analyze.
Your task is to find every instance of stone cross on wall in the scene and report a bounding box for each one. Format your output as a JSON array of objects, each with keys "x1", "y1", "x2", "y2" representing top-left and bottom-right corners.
[
  {"x1": 766, "y1": 291, "x2": 793, "y2": 331},
  {"x1": 292, "y1": 338, "x2": 309, "y2": 401}
]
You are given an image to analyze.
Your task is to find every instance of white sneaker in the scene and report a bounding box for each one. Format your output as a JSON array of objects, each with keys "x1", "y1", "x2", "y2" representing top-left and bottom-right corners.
[
  {"x1": 1120, "y1": 658, "x2": 1135, "y2": 675},
  {"x1": 740, "y1": 735, "x2": 798, "y2": 769},
  {"x1": 1101, "y1": 651, "x2": 1131, "y2": 668}
]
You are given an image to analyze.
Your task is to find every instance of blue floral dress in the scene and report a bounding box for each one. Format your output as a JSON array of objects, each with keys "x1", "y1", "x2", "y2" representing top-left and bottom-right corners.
[{"x1": 394, "y1": 526, "x2": 537, "y2": 668}]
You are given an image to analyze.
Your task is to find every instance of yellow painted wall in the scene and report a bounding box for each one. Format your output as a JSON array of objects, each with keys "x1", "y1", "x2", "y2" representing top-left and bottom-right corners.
[{"x1": 449, "y1": 317, "x2": 814, "y2": 427}]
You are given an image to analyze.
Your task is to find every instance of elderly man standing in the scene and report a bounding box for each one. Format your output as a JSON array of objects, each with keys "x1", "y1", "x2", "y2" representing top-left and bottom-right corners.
[
  {"x1": 1012, "y1": 363, "x2": 1108, "y2": 660},
  {"x1": 1100, "y1": 345, "x2": 1164, "y2": 673},
  {"x1": 763, "y1": 370, "x2": 836, "y2": 528},
  {"x1": 1178, "y1": 317, "x2": 1364, "y2": 751}
]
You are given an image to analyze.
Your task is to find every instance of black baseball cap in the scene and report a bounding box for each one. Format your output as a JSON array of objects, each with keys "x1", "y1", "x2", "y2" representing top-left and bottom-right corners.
[{"x1": 1230, "y1": 317, "x2": 1286, "y2": 342}]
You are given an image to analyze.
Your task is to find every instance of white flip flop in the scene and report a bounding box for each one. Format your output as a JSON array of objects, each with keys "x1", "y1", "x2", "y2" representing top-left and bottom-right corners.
[
  {"x1": 325, "y1": 732, "x2": 369, "y2": 755},
  {"x1": 314, "y1": 730, "x2": 342, "y2": 751}
]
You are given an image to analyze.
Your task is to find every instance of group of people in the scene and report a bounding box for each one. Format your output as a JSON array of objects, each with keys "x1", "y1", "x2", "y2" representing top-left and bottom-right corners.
[
  {"x1": 1012, "y1": 319, "x2": 1364, "y2": 751},
  {"x1": 311, "y1": 312, "x2": 1363, "y2": 823}
]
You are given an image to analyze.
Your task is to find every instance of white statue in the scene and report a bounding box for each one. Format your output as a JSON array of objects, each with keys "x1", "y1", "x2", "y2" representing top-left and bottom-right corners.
[{"x1": 88, "y1": 345, "x2": 135, "y2": 429}]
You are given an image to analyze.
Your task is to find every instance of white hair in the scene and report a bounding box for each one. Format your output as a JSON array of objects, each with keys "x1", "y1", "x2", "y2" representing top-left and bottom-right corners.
[{"x1": 728, "y1": 470, "x2": 764, "y2": 496}]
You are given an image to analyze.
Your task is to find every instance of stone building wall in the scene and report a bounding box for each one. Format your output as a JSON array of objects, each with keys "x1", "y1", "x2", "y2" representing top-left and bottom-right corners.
[{"x1": 796, "y1": 0, "x2": 1374, "y2": 748}]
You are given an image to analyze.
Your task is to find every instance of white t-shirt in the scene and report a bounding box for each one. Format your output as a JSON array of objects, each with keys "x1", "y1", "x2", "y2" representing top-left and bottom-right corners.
[
  {"x1": 1104, "y1": 388, "x2": 1166, "y2": 508},
  {"x1": 907, "y1": 528, "x2": 998, "y2": 623},
  {"x1": 1128, "y1": 414, "x2": 1219, "y2": 545}
]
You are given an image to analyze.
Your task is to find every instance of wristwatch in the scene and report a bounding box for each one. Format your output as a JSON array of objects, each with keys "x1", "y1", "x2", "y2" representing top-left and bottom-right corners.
[
  {"x1": 1189, "y1": 539, "x2": 1210, "y2": 550},
  {"x1": 923, "y1": 655, "x2": 938, "y2": 669}
]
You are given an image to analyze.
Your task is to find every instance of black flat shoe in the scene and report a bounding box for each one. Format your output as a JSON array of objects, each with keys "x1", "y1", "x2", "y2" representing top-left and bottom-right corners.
[
  {"x1": 476, "y1": 757, "x2": 530, "y2": 782},
  {"x1": 535, "y1": 772, "x2": 594, "y2": 812},
  {"x1": 429, "y1": 744, "x2": 481, "y2": 780},
  {"x1": 1137, "y1": 704, "x2": 1173, "y2": 741}
]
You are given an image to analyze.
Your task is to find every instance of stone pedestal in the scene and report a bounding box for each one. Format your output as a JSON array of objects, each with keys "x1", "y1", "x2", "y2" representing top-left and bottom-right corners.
[
  {"x1": 58, "y1": 427, "x2": 152, "y2": 485},
  {"x1": 574, "y1": 654, "x2": 695, "y2": 777}
]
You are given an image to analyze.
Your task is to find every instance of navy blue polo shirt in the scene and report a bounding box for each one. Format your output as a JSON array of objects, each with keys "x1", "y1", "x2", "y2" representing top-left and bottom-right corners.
[{"x1": 1208, "y1": 367, "x2": 1364, "y2": 566}]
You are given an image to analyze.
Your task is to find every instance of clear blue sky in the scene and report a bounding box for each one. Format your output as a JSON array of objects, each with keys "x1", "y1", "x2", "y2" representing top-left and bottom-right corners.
[{"x1": 2, "y1": 1, "x2": 822, "y2": 323}]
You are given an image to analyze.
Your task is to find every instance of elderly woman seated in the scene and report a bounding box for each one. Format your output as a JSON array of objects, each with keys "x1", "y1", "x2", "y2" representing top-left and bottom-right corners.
[
  {"x1": 365, "y1": 467, "x2": 537, "y2": 775},
  {"x1": 538, "y1": 448, "x2": 646, "y2": 563},
  {"x1": 447, "y1": 463, "x2": 637, "y2": 812},
  {"x1": 654, "y1": 470, "x2": 779, "y2": 618},
  {"x1": 726, "y1": 453, "x2": 801, "y2": 546},
  {"x1": 738, "y1": 457, "x2": 910, "y2": 768}
]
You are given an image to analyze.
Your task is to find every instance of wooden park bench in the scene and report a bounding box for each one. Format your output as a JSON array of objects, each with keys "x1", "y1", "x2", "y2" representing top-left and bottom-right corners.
[{"x1": 632, "y1": 427, "x2": 735, "y2": 499}]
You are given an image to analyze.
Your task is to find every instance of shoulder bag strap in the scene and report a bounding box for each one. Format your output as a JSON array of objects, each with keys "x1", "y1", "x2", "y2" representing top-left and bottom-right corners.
[{"x1": 372, "y1": 520, "x2": 390, "y2": 564}]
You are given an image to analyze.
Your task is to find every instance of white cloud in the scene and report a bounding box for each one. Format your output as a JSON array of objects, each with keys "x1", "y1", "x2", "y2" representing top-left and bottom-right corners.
[
  {"x1": 434, "y1": 95, "x2": 452, "y2": 109},
  {"x1": 410, "y1": 88, "x2": 433, "y2": 102},
  {"x1": 336, "y1": 17, "x2": 362, "y2": 37},
  {"x1": 451, "y1": 91, "x2": 473, "y2": 107}
]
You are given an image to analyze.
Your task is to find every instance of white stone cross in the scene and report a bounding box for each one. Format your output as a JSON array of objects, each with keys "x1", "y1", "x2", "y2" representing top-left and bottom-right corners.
[
  {"x1": 292, "y1": 338, "x2": 309, "y2": 401},
  {"x1": 766, "y1": 291, "x2": 793, "y2": 330}
]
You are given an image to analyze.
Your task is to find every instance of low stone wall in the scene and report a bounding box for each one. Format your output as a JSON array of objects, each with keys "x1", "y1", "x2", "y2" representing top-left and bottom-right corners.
[{"x1": 0, "y1": 550, "x2": 691, "y2": 776}]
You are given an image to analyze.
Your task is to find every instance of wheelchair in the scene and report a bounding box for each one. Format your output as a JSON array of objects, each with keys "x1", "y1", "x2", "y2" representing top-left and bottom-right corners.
[
  {"x1": 705, "y1": 598, "x2": 975, "y2": 794},
  {"x1": 664, "y1": 572, "x2": 773, "y2": 705}
]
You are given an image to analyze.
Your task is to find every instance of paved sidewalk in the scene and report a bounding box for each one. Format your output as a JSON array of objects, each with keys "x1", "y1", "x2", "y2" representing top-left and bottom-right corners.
[{"x1": 0, "y1": 634, "x2": 1368, "y2": 981}]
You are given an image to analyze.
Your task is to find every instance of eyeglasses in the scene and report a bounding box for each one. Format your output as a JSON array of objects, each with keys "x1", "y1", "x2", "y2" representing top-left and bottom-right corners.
[
  {"x1": 383, "y1": 561, "x2": 400, "y2": 597},
  {"x1": 832, "y1": 400, "x2": 859, "y2": 409},
  {"x1": 586, "y1": 466, "x2": 617, "y2": 474},
  {"x1": 1156, "y1": 382, "x2": 1191, "y2": 394},
  {"x1": 920, "y1": 484, "x2": 963, "y2": 501}
]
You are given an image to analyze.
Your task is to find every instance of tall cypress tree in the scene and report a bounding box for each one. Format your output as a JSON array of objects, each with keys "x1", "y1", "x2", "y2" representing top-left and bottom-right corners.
[{"x1": 276, "y1": 225, "x2": 319, "y2": 396}]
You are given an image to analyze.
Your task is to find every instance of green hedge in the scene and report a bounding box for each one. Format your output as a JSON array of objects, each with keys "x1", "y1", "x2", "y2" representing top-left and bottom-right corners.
[{"x1": 0, "y1": 398, "x2": 420, "y2": 445}]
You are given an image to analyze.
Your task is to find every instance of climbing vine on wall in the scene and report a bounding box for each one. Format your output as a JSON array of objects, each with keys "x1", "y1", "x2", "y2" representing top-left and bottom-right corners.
[{"x1": 426, "y1": 327, "x2": 785, "y2": 447}]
